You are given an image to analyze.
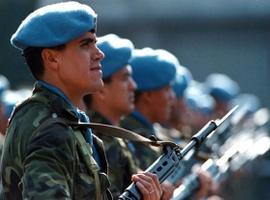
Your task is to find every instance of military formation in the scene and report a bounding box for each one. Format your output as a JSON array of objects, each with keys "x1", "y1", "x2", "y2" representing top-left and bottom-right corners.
[{"x1": 0, "y1": 1, "x2": 269, "y2": 200}]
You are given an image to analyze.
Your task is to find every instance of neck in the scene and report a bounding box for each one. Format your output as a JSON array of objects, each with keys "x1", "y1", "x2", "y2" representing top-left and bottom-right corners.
[
  {"x1": 99, "y1": 110, "x2": 121, "y2": 125},
  {"x1": 91, "y1": 101, "x2": 122, "y2": 126},
  {"x1": 40, "y1": 80, "x2": 82, "y2": 108},
  {"x1": 135, "y1": 103, "x2": 155, "y2": 124}
]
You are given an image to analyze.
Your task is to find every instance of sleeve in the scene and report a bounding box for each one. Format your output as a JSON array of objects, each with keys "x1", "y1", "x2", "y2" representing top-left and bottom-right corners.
[{"x1": 21, "y1": 123, "x2": 75, "y2": 199}]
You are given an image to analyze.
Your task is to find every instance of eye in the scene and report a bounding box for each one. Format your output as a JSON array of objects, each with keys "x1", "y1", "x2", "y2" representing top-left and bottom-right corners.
[{"x1": 81, "y1": 42, "x2": 90, "y2": 48}]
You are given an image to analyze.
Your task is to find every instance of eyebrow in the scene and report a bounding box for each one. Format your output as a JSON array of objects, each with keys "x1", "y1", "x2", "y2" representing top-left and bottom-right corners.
[
  {"x1": 121, "y1": 70, "x2": 132, "y2": 78},
  {"x1": 79, "y1": 37, "x2": 96, "y2": 45}
]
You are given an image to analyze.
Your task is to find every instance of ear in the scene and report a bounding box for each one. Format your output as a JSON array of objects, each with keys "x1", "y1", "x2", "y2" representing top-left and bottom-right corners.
[
  {"x1": 142, "y1": 91, "x2": 155, "y2": 103},
  {"x1": 41, "y1": 49, "x2": 60, "y2": 70}
]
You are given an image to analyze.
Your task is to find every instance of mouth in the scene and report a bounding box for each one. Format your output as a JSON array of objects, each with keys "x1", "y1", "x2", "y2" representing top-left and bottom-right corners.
[
  {"x1": 129, "y1": 95, "x2": 135, "y2": 103},
  {"x1": 90, "y1": 65, "x2": 102, "y2": 71}
]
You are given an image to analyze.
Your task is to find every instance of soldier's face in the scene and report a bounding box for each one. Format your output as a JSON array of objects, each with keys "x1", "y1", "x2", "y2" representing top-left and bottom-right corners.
[
  {"x1": 103, "y1": 65, "x2": 137, "y2": 116},
  {"x1": 148, "y1": 85, "x2": 174, "y2": 123},
  {"x1": 55, "y1": 32, "x2": 104, "y2": 99}
]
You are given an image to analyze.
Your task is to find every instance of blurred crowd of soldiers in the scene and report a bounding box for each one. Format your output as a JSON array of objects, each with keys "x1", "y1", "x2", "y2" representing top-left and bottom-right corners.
[{"x1": 0, "y1": 1, "x2": 270, "y2": 200}]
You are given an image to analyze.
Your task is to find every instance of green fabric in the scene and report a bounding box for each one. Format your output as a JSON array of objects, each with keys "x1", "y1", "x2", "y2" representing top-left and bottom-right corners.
[
  {"x1": 120, "y1": 115, "x2": 161, "y2": 170},
  {"x1": 89, "y1": 111, "x2": 138, "y2": 199},
  {"x1": 0, "y1": 83, "x2": 112, "y2": 200}
]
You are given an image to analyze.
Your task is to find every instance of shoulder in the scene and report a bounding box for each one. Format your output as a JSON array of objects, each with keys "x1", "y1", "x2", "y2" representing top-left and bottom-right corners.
[
  {"x1": 10, "y1": 99, "x2": 49, "y2": 125},
  {"x1": 121, "y1": 115, "x2": 144, "y2": 131},
  {"x1": 102, "y1": 137, "x2": 121, "y2": 154},
  {"x1": 6, "y1": 100, "x2": 75, "y2": 155},
  {"x1": 0, "y1": 134, "x2": 5, "y2": 156},
  {"x1": 7, "y1": 100, "x2": 51, "y2": 141},
  {"x1": 121, "y1": 116, "x2": 154, "y2": 138}
]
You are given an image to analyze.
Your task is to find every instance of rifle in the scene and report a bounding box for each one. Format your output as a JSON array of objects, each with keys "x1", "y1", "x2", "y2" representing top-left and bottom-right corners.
[
  {"x1": 172, "y1": 140, "x2": 240, "y2": 200},
  {"x1": 119, "y1": 106, "x2": 238, "y2": 200},
  {"x1": 172, "y1": 108, "x2": 270, "y2": 200},
  {"x1": 172, "y1": 132, "x2": 270, "y2": 200},
  {"x1": 204, "y1": 103, "x2": 254, "y2": 155}
]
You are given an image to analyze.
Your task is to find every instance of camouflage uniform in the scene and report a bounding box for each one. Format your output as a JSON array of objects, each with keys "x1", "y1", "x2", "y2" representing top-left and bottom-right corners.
[
  {"x1": 0, "y1": 134, "x2": 4, "y2": 157},
  {"x1": 89, "y1": 111, "x2": 138, "y2": 199},
  {"x1": 120, "y1": 111, "x2": 161, "y2": 170},
  {"x1": 0, "y1": 82, "x2": 112, "y2": 200}
]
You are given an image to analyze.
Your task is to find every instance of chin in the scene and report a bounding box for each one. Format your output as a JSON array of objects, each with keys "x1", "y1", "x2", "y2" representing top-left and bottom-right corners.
[
  {"x1": 89, "y1": 82, "x2": 104, "y2": 93},
  {"x1": 122, "y1": 107, "x2": 133, "y2": 116}
]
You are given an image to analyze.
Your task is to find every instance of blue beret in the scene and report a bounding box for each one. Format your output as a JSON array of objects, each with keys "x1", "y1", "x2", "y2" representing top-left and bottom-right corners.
[
  {"x1": 11, "y1": 1, "x2": 97, "y2": 50},
  {"x1": 0, "y1": 75, "x2": 10, "y2": 98},
  {"x1": 184, "y1": 82, "x2": 215, "y2": 115},
  {"x1": 97, "y1": 34, "x2": 134, "y2": 79},
  {"x1": 173, "y1": 66, "x2": 193, "y2": 98},
  {"x1": 130, "y1": 48, "x2": 177, "y2": 91},
  {"x1": 1, "y1": 89, "x2": 32, "y2": 118},
  {"x1": 205, "y1": 73, "x2": 239, "y2": 102}
]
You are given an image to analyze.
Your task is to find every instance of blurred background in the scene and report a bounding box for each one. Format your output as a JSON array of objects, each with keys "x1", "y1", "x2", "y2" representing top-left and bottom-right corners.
[
  {"x1": 0, "y1": 1, "x2": 270, "y2": 199},
  {"x1": 1, "y1": 0, "x2": 270, "y2": 108}
]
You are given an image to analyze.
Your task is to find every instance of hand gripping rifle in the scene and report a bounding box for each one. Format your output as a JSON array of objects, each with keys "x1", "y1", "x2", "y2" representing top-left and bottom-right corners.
[
  {"x1": 28, "y1": 104, "x2": 236, "y2": 200},
  {"x1": 119, "y1": 106, "x2": 238, "y2": 200}
]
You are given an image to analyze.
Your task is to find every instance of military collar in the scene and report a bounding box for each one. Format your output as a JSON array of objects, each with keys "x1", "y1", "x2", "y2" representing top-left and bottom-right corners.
[
  {"x1": 88, "y1": 110, "x2": 113, "y2": 125},
  {"x1": 131, "y1": 110, "x2": 155, "y2": 133},
  {"x1": 33, "y1": 81, "x2": 79, "y2": 120}
]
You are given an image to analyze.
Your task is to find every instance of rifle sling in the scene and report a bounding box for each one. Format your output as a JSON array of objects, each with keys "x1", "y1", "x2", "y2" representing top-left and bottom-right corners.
[{"x1": 50, "y1": 117, "x2": 177, "y2": 147}]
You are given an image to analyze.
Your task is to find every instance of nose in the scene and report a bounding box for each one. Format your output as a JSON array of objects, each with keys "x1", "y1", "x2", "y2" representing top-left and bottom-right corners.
[
  {"x1": 129, "y1": 77, "x2": 137, "y2": 91},
  {"x1": 94, "y1": 46, "x2": 105, "y2": 61}
]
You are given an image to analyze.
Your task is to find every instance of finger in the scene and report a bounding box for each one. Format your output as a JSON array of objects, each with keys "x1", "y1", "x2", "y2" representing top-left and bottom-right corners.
[
  {"x1": 132, "y1": 174, "x2": 153, "y2": 191},
  {"x1": 198, "y1": 171, "x2": 212, "y2": 186},
  {"x1": 161, "y1": 182, "x2": 175, "y2": 200},
  {"x1": 135, "y1": 181, "x2": 150, "y2": 200},
  {"x1": 133, "y1": 173, "x2": 162, "y2": 200},
  {"x1": 194, "y1": 171, "x2": 213, "y2": 199},
  {"x1": 144, "y1": 172, "x2": 162, "y2": 194},
  {"x1": 142, "y1": 172, "x2": 162, "y2": 199}
]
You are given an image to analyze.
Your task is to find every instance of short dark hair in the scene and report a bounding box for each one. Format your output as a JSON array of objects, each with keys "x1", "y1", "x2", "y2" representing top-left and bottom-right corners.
[
  {"x1": 22, "y1": 44, "x2": 66, "y2": 80},
  {"x1": 134, "y1": 90, "x2": 143, "y2": 103},
  {"x1": 102, "y1": 76, "x2": 112, "y2": 84},
  {"x1": 22, "y1": 29, "x2": 96, "y2": 80},
  {"x1": 22, "y1": 47, "x2": 44, "y2": 80}
]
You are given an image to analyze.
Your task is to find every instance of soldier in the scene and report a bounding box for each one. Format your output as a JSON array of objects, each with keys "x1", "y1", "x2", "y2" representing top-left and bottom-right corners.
[
  {"x1": 154, "y1": 66, "x2": 193, "y2": 143},
  {"x1": 0, "y1": 2, "x2": 162, "y2": 199},
  {"x1": 121, "y1": 49, "x2": 214, "y2": 200},
  {"x1": 120, "y1": 48, "x2": 177, "y2": 199},
  {"x1": 121, "y1": 47, "x2": 177, "y2": 170},
  {"x1": 0, "y1": 75, "x2": 10, "y2": 156},
  {"x1": 183, "y1": 81, "x2": 216, "y2": 134},
  {"x1": 0, "y1": 75, "x2": 9, "y2": 97},
  {"x1": 0, "y1": 75, "x2": 10, "y2": 136},
  {"x1": 204, "y1": 73, "x2": 239, "y2": 118},
  {"x1": 83, "y1": 34, "x2": 138, "y2": 198}
]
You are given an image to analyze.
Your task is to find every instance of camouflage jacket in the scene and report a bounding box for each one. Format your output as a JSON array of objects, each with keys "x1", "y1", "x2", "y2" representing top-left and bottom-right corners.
[
  {"x1": 0, "y1": 83, "x2": 112, "y2": 200},
  {"x1": 0, "y1": 134, "x2": 4, "y2": 158},
  {"x1": 88, "y1": 111, "x2": 138, "y2": 199},
  {"x1": 120, "y1": 111, "x2": 161, "y2": 170}
]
